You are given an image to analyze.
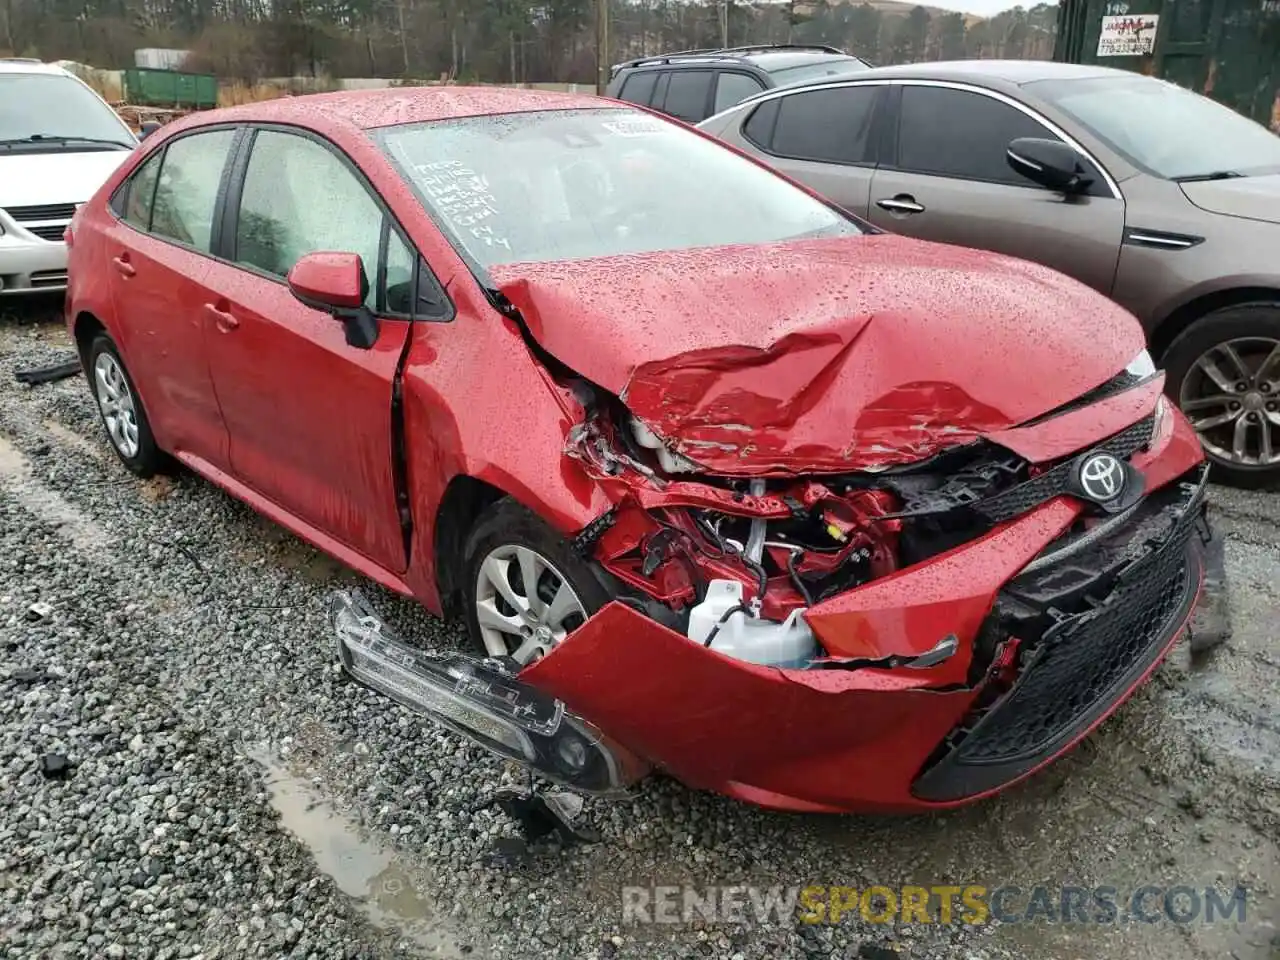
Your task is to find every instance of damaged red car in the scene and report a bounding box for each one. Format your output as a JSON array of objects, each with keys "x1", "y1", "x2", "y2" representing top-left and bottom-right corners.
[{"x1": 65, "y1": 87, "x2": 1216, "y2": 813}]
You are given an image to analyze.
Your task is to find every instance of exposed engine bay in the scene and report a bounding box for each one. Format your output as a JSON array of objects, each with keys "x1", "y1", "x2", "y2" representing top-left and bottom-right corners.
[{"x1": 561, "y1": 382, "x2": 1158, "y2": 671}]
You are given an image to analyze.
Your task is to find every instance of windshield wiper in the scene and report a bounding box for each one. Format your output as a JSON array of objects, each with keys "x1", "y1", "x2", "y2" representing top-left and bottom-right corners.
[
  {"x1": 1172, "y1": 170, "x2": 1246, "y2": 183},
  {"x1": 0, "y1": 134, "x2": 133, "y2": 149}
]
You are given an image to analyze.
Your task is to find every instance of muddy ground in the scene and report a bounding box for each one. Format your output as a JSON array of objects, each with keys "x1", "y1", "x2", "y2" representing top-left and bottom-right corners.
[{"x1": 1, "y1": 301, "x2": 1277, "y2": 960}]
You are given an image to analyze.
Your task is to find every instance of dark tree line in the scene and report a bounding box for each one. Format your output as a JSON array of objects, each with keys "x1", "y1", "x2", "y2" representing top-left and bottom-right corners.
[{"x1": 1, "y1": 0, "x2": 1059, "y2": 84}]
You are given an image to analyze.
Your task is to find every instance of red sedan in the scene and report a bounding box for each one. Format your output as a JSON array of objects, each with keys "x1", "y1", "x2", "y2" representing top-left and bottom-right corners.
[{"x1": 65, "y1": 87, "x2": 1211, "y2": 813}]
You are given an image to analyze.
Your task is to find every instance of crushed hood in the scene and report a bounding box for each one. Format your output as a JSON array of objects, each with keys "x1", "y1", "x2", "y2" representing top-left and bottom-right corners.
[
  {"x1": 492, "y1": 235, "x2": 1146, "y2": 474},
  {"x1": 1180, "y1": 173, "x2": 1280, "y2": 226}
]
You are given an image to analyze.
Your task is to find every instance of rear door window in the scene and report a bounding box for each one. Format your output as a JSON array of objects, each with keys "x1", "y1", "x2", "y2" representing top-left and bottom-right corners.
[
  {"x1": 767, "y1": 86, "x2": 879, "y2": 165},
  {"x1": 618, "y1": 72, "x2": 659, "y2": 106},
  {"x1": 659, "y1": 71, "x2": 714, "y2": 122},
  {"x1": 713, "y1": 72, "x2": 765, "y2": 114},
  {"x1": 148, "y1": 129, "x2": 237, "y2": 252},
  {"x1": 895, "y1": 86, "x2": 1061, "y2": 186}
]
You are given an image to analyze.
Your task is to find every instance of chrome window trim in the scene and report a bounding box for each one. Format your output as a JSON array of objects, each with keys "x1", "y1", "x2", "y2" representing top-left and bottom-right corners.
[{"x1": 717, "y1": 77, "x2": 1123, "y2": 201}]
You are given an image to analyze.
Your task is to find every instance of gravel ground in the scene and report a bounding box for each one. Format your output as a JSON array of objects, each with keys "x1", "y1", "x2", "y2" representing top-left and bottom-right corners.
[{"x1": 1, "y1": 301, "x2": 1277, "y2": 960}]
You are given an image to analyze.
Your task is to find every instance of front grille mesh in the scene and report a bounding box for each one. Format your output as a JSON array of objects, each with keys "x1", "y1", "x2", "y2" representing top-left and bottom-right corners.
[
  {"x1": 956, "y1": 516, "x2": 1194, "y2": 763},
  {"x1": 910, "y1": 465, "x2": 1206, "y2": 802},
  {"x1": 975, "y1": 412, "x2": 1155, "y2": 523}
]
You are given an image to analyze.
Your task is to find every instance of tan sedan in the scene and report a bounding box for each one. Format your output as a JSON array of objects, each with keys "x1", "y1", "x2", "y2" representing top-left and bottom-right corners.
[{"x1": 699, "y1": 59, "x2": 1280, "y2": 487}]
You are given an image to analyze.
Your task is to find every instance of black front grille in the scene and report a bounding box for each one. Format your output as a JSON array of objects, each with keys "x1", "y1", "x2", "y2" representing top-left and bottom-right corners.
[
  {"x1": 25, "y1": 224, "x2": 68, "y2": 242},
  {"x1": 975, "y1": 412, "x2": 1155, "y2": 523},
  {"x1": 5, "y1": 202, "x2": 78, "y2": 222},
  {"x1": 912, "y1": 465, "x2": 1206, "y2": 803},
  {"x1": 29, "y1": 270, "x2": 68, "y2": 288}
]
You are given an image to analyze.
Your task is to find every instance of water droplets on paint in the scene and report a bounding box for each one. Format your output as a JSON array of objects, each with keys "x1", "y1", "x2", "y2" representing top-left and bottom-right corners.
[{"x1": 250, "y1": 746, "x2": 465, "y2": 957}]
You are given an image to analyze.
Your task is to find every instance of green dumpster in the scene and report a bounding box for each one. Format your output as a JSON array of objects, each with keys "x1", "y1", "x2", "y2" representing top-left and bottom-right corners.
[{"x1": 1054, "y1": 0, "x2": 1280, "y2": 130}]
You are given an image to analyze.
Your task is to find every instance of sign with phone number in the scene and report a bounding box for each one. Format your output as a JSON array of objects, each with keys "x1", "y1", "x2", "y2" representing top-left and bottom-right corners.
[{"x1": 1097, "y1": 14, "x2": 1159, "y2": 56}]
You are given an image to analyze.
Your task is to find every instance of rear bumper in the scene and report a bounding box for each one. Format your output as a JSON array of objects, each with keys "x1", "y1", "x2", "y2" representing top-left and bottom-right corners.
[
  {"x1": 522, "y1": 414, "x2": 1212, "y2": 813},
  {"x1": 0, "y1": 234, "x2": 68, "y2": 294}
]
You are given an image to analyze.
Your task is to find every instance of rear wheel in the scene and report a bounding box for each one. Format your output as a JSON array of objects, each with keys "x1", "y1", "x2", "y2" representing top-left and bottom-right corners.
[
  {"x1": 461, "y1": 499, "x2": 614, "y2": 666},
  {"x1": 87, "y1": 334, "x2": 165, "y2": 478},
  {"x1": 1162, "y1": 303, "x2": 1280, "y2": 489}
]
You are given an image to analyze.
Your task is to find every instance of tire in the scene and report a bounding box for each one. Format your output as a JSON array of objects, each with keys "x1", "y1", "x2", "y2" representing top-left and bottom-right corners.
[
  {"x1": 87, "y1": 334, "x2": 165, "y2": 478},
  {"x1": 1161, "y1": 302, "x2": 1280, "y2": 490},
  {"x1": 461, "y1": 498, "x2": 615, "y2": 665}
]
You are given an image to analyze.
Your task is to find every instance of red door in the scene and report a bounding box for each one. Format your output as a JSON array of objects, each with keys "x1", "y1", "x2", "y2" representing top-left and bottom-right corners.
[
  {"x1": 104, "y1": 128, "x2": 239, "y2": 468},
  {"x1": 198, "y1": 263, "x2": 410, "y2": 572},
  {"x1": 197, "y1": 127, "x2": 412, "y2": 574}
]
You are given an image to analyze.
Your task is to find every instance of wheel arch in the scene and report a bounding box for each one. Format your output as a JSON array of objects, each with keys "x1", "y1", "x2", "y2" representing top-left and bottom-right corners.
[
  {"x1": 72, "y1": 311, "x2": 107, "y2": 368},
  {"x1": 1150, "y1": 285, "x2": 1280, "y2": 361},
  {"x1": 432, "y1": 474, "x2": 508, "y2": 619}
]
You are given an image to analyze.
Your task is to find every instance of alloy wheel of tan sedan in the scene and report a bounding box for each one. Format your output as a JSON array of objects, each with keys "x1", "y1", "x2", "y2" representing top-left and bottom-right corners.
[
  {"x1": 1180, "y1": 336, "x2": 1280, "y2": 467},
  {"x1": 474, "y1": 544, "x2": 588, "y2": 665}
]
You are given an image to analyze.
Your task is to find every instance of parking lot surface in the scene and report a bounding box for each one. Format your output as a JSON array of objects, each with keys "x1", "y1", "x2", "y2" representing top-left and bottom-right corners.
[{"x1": 1, "y1": 304, "x2": 1277, "y2": 960}]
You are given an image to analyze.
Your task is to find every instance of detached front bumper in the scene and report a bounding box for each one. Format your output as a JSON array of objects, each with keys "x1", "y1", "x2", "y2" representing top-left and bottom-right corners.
[{"x1": 520, "y1": 414, "x2": 1212, "y2": 813}]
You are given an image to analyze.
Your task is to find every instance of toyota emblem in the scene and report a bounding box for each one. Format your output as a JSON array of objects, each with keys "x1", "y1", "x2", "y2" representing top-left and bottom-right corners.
[{"x1": 1078, "y1": 452, "x2": 1125, "y2": 502}]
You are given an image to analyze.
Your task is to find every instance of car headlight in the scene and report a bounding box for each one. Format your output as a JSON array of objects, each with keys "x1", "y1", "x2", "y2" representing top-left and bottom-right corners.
[{"x1": 1125, "y1": 348, "x2": 1157, "y2": 379}]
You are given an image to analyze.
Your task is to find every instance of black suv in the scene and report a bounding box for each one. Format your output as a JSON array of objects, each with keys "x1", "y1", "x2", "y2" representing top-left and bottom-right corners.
[{"x1": 606, "y1": 44, "x2": 872, "y2": 124}]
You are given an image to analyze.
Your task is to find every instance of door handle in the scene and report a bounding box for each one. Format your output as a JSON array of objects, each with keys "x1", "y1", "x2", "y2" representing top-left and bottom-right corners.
[
  {"x1": 203, "y1": 302, "x2": 240, "y2": 332},
  {"x1": 111, "y1": 254, "x2": 135, "y2": 278},
  {"x1": 876, "y1": 196, "x2": 926, "y2": 215}
]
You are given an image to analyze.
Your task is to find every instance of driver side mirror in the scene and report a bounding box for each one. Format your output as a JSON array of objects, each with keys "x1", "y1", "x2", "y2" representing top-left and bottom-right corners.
[
  {"x1": 138, "y1": 121, "x2": 162, "y2": 141},
  {"x1": 287, "y1": 251, "x2": 380, "y2": 349},
  {"x1": 1006, "y1": 137, "x2": 1094, "y2": 195}
]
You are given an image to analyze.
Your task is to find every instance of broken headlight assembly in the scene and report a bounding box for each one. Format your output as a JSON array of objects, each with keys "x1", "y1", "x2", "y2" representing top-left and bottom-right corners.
[{"x1": 330, "y1": 589, "x2": 633, "y2": 794}]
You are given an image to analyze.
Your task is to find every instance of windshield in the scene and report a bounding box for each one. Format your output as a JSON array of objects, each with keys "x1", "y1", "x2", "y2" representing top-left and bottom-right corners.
[
  {"x1": 0, "y1": 73, "x2": 133, "y2": 147},
  {"x1": 376, "y1": 107, "x2": 858, "y2": 267},
  {"x1": 1027, "y1": 74, "x2": 1280, "y2": 180},
  {"x1": 766, "y1": 57, "x2": 870, "y2": 84}
]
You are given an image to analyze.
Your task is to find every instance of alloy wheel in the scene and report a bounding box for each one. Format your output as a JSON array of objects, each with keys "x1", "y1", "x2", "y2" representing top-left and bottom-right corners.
[
  {"x1": 94, "y1": 352, "x2": 141, "y2": 459},
  {"x1": 473, "y1": 544, "x2": 588, "y2": 665},
  {"x1": 1179, "y1": 336, "x2": 1280, "y2": 468}
]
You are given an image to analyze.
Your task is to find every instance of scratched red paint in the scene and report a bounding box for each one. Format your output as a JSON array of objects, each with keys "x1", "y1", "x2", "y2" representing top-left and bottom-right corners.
[{"x1": 65, "y1": 86, "x2": 1211, "y2": 815}]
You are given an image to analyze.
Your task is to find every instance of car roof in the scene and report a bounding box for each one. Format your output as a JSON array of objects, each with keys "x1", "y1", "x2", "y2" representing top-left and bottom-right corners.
[
  {"x1": 748, "y1": 51, "x2": 864, "y2": 72},
  {"x1": 0, "y1": 58, "x2": 72, "y2": 76},
  {"x1": 200, "y1": 85, "x2": 612, "y2": 132},
  {"x1": 838, "y1": 59, "x2": 1126, "y2": 85},
  {"x1": 616, "y1": 44, "x2": 855, "y2": 72}
]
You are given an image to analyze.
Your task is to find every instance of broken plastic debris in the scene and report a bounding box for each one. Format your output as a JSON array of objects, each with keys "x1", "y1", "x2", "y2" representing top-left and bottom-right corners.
[
  {"x1": 25, "y1": 602, "x2": 53, "y2": 622},
  {"x1": 39, "y1": 753, "x2": 72, "y2": 779}
]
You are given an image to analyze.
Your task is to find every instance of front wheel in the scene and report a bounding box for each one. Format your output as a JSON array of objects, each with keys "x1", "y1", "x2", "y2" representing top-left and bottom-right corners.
[
  {"x1": 461, "y1": 499, "x2": 614, "y2": 666},
  {"x1": 1162, "y1": 303, "x2": 1280, "y2": 489}
]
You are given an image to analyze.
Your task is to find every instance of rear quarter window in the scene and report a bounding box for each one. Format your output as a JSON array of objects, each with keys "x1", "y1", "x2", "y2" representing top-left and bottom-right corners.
[{"x1": 743, "y1": 98, "x2": 781, "y2": 147}]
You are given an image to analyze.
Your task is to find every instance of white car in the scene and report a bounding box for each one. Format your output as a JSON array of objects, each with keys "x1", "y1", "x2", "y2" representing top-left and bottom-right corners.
[{"x1": 1, "y1": 59, "x2": 137, "y2": 296}]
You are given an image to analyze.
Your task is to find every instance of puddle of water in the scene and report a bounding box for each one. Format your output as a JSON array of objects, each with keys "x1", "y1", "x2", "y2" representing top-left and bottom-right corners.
[
  {"x1": 0, "y1": 433, "x2": 112, "y2": 557},
  {"x1": 250, "y1": 748, "x2": 466, "y2": 958}
]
